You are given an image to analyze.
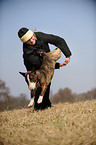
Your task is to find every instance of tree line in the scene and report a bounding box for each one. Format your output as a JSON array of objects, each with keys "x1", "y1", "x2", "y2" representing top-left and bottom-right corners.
[
  {"x1": 51, "y1": 87, "x2": 96, "y2": 104},
  {"x1": 0, "y1": 80, "x2": 29, "y2": 111},
  {"x1": 0, "y1": 79, "x2": 96, "y2": 111}
]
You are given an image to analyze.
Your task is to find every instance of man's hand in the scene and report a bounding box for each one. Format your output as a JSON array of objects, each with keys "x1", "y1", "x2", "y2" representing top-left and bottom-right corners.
[{"x1": 59, "y1": 57, "x2": 70, "y2": 67}]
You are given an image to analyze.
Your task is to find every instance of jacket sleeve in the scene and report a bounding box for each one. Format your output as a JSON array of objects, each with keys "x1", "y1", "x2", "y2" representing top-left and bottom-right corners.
[{"x1": 36, "y1": 32, "x2": 72, "y2": 57}]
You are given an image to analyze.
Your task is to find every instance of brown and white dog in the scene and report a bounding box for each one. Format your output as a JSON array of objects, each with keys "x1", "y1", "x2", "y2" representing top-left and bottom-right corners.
[{"x1": 19, "y1": 48, "x2": 61, "y2": 105}]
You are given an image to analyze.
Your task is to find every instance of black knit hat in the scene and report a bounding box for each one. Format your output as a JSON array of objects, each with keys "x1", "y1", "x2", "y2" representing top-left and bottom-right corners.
[
  {"x1": 18, "y1": 27, "x2": 33, "y2": 43},
  {"x1": 18, "y1": 27, "x2": 29, "y2": 38}
]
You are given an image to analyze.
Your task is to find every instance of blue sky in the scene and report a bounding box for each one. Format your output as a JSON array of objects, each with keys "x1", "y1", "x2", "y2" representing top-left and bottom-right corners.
[{"x1": 0, "y1": 0, "x2": 96, "y2": 99}]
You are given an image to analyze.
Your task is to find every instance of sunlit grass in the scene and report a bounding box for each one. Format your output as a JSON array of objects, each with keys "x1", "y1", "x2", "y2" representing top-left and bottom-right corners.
[{"x1": 0, "y1": 100, "x2": 96, "y2": 145}]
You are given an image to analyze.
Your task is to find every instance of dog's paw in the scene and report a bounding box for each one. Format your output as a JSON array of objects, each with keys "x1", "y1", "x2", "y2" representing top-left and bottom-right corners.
[
  {"x1": 37, "y1": 96, "x2": 43, "y2": 104},
  {"x1": 28, "y1": 98, "x2": 34, "y2": 107}
]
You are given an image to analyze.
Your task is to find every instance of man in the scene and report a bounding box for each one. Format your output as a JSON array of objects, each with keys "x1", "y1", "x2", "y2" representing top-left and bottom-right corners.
[{"x1": 18, "y1": 27, "x2": 72, "y2": 110}]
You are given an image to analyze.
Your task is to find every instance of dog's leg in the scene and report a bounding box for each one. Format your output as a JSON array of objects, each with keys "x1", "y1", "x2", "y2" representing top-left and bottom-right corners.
[
  {"x1": 28, "y1": 89, "x2": 37, "y2": 107},
  {"x1": 28, "y1": 96, "x2": 35, "y2": 107},
  {"x1": 37, "y1": 84, "x2": 47, "y2": 104},
  {"x1": 37, "y1": 96, "x2": 43, "y2": 104}
]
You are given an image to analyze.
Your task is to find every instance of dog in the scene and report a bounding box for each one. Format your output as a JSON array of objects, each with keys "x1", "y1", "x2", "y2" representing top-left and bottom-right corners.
[{"x1": 19, "y1": 48, "x2": 61, "y2": 104}]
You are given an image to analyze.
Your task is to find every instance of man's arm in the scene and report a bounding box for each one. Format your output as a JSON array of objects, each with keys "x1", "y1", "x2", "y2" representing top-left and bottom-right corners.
[{"x1": 35, "y1": 32, "x2": 72, "y2": 58}]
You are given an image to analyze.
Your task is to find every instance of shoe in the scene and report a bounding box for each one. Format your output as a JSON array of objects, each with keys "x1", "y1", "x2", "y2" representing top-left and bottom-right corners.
[
  {"x1": 37, "y1": 96, "x2": 43, "y2": 104},
  {"x1": 28, "y1": 98, "x2": 34, "y2": 107}
]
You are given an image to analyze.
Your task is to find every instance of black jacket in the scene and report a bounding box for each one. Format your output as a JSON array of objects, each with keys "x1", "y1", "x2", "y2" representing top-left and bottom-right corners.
[{"x1": 23, "y1": 32, "x2": 72, "y2": 71}]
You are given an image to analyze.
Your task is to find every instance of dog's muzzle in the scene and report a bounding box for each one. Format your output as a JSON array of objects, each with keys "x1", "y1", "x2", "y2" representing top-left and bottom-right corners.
[
  {"x1": 29, "y1": 82, "x2": 36, "y2": 90},
  {"x1": 27, "y1": 74, "x2": 36, "y2": 90}
]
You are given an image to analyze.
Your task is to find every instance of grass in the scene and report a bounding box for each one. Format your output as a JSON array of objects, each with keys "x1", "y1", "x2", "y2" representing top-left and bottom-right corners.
[{"x1": 0, "y1": 100, "x2": 96, "y2": 145}]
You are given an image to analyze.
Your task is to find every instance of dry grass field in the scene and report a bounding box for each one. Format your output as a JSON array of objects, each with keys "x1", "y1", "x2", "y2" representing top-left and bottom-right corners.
[{"x1": 0, "y1": 100, "x2": 96, "y2": 145}]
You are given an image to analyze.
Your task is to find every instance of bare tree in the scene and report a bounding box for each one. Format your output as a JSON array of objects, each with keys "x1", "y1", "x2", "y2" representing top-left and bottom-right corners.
[{"x1": 0, "y1": 80, "x2": 10, "y2": 102}]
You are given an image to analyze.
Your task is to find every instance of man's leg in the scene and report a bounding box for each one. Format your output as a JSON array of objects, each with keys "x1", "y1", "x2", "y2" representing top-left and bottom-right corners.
[{"x1": 41, "y1": 83, "x2": 52, "y2": 109}]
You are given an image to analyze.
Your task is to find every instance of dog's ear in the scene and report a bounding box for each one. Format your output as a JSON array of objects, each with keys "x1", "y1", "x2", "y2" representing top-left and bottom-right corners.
[{"x1": 19, "y1": 72, "x2": 26, "y2": 77}]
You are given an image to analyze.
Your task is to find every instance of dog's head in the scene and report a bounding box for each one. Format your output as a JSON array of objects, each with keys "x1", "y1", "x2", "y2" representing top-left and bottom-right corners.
[{"x1": 19, "y1": 71, "x2": 40, "y2": 91}]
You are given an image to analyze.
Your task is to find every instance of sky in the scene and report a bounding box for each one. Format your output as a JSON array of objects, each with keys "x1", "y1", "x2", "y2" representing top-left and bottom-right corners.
[{"x1": 0, "y1": 0, "x2": 96, "y2": 99}]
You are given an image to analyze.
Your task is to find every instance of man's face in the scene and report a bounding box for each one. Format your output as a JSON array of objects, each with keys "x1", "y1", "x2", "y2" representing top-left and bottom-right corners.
[{"x1": 26, "y1": 35, "x2": 36, "y2": 45}]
